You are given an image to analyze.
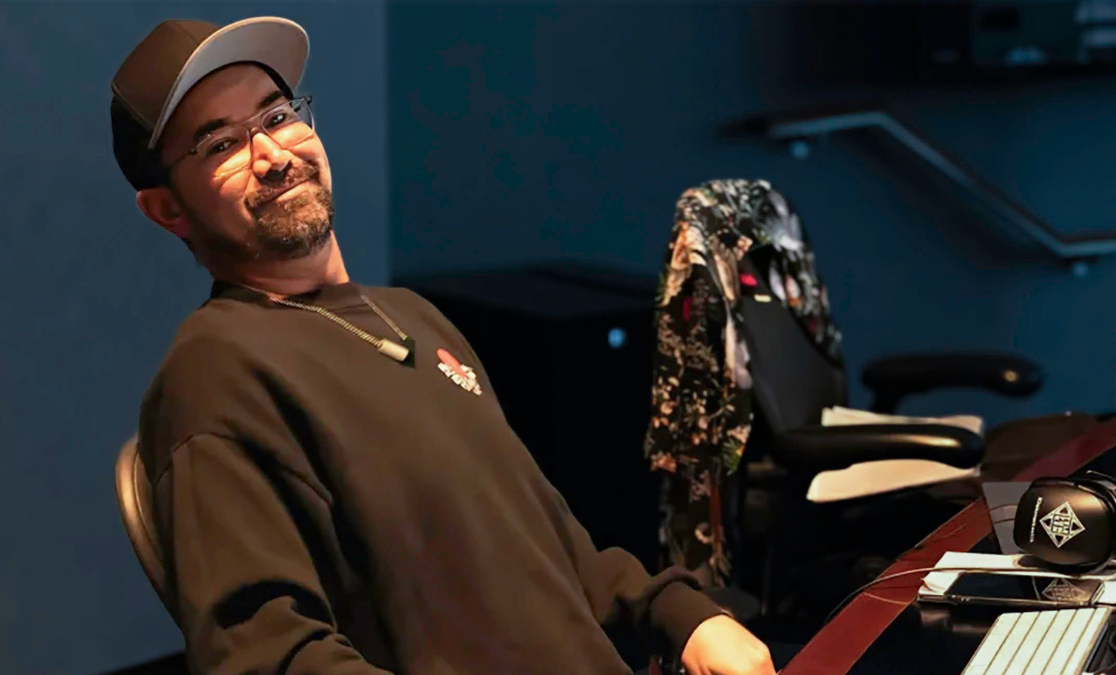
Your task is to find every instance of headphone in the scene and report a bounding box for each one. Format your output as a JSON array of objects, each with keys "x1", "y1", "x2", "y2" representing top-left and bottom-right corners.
[{"x1": 1013, "y1": 471, "x2": 1116, "y2": 574}]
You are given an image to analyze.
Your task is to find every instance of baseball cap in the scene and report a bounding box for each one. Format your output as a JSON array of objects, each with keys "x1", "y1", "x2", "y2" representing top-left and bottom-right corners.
[{"x1": 111, "y1": 17, "x2": 309, "y2": 190}]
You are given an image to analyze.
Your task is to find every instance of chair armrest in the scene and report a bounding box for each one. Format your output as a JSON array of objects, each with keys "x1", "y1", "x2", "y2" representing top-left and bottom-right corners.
[
  {"x1": 862, "y1": 353, "x2": 1043, "y2": 413},
  {"x1": 772, "y1": 424, "x2": 984, "y2": 473}
]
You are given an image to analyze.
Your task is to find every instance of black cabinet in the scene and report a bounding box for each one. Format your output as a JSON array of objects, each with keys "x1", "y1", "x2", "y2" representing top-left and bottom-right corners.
[{"x1": 397, "y1": 264, "x2": 662, "y2": 571}]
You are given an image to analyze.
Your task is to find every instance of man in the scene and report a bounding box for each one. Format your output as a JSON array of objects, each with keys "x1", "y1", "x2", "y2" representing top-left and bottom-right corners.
[{"x1": 112, "y1": 16, "x2": 776, "y2": 675}]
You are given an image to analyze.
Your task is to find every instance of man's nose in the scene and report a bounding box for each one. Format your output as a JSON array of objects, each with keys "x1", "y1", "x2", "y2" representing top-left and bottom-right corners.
[{"x1": 250, "y1": 131, "x2": 293, "y2": 177}]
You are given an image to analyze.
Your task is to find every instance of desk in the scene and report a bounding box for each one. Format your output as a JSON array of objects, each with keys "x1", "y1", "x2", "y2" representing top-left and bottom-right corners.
[{"x1": 781, "y1": 419, "x2": 1116, "y2": 675}]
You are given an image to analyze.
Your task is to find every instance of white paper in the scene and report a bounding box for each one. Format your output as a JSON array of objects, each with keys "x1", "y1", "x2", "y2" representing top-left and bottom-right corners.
[
  {"x1": 821, "y1": 405, "x2": 984, "y2": 436},
  {"x1": 918, "y1": 551, "x2": 1116, "y2": 605},
  {"x1": 807, "y1": 459, "x2": 980, "y2": 503}
]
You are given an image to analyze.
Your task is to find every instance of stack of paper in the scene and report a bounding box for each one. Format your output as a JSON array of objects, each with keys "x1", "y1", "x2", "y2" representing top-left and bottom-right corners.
[
  {"x1": 805, "y1": 407, "x2": 984, "y2": 503},
  {"x1": 821, "y1": 406, "x2": 984, "y2": 436}
]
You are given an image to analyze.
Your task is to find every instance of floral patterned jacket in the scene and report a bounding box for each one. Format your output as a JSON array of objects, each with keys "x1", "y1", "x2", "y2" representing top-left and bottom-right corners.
[{"x1": 642, "y1": 179, "x2": 843, "y2": 582}]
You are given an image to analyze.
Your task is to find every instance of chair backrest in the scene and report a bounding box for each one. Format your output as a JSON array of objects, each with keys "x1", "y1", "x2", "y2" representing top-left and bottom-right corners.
[
  {"x1": 115, "y1": 435, "x2": 177, "y2": 622},
  {"x1": 717, "y1": 181, "x2": 847, "y2": 435},
  {"x1": 655, "y1": 179, "x2": 848, "y2": 441},
  {"x1": 735, "y1": 285, "x2": 846, "y2": 435}
]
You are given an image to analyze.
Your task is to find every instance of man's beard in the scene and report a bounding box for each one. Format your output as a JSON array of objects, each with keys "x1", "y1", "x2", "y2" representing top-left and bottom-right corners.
[
  {"x1": 187, "y1": 164, "x2": 336, "y2": 265},
  {"x1": 248, "y1": 180, "x2": 335, "y2": 260}
]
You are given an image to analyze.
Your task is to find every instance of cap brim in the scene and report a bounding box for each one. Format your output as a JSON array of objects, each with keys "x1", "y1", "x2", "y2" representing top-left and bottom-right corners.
[{"x1": 146, "y1": 16, "x2": 309, "y2": 149}]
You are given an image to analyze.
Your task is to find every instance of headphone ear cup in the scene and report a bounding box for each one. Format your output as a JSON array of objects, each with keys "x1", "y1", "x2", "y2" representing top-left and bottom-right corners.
[
  {"x1": 1024, "y1": 477, "x2": 1077, "y2": 494},
  {"x1": 1015, "y1": 476, "x2": 1116, "y2": 573},
  {"x1": 1014, "y1": 480, "x2": 1055, "y2": 553}
]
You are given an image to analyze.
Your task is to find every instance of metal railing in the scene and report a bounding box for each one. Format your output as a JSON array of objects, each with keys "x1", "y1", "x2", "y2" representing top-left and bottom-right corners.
[{"x1": 757, "y1": 107, "x2": 1116, "y2": 265}]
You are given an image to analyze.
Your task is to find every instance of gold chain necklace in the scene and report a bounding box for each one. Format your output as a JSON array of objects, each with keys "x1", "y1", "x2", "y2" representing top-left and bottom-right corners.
[{"x1": 269, "y1": 293, "x2": 413, "y2": 364}]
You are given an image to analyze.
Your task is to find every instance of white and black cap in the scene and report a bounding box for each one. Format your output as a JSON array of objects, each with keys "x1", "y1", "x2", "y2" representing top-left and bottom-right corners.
[{"x1": 111, "y1": 17, "x2": 309, "y2": 189}]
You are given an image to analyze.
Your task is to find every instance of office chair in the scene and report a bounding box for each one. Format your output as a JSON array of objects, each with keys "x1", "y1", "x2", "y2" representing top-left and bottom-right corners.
[
  {"x1": 645, "y1": 179, "x2": 1044, "y2": 621},
  {"x1": 115, "y1": 435, "x2": 177, "y2": 624}
]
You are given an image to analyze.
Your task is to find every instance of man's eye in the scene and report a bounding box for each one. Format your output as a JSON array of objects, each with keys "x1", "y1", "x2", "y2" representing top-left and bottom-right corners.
[
  {"x1": 204, "y1": 138, "x2": 238, "y2": 157},
  {"x1": 265, "y1": 112, "x2": 289, "y2": 128}
]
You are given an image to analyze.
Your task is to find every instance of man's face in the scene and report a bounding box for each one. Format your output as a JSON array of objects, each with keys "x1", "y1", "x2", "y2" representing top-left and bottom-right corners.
[{"x1": 157, "y1": 63, "x2": 334, "y2": 264}]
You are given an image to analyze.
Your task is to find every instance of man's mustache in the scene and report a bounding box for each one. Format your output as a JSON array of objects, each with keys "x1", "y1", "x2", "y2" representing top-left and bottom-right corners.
[{"x1": 246, "y1": 163, "x2": 321, "y2": 211}]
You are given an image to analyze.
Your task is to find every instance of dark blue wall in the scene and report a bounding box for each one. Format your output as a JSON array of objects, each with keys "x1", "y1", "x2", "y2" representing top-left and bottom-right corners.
[
  {"x1": 0, "y1": 4, "x2": 387, "y2": 674},
  {"x1": 388, "y1": 2, "x2": 1116, "y2": 427},
  {"x1": 4, "y1": 3, "x2": 1116, "y2": 674}
]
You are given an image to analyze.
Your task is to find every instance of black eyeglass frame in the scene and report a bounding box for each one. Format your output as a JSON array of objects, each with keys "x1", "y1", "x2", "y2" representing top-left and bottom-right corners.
[{"x1": 157, "y1": 94, "x2": 316, "y2": 176}]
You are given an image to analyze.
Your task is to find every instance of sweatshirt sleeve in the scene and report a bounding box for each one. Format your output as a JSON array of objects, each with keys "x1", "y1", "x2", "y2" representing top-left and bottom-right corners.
[
  {"x1": 547, "y1": 486, "x2": 727, "y2": 654},
  {"x1": 156, "y1": 433, "x2": 395, "y2": 675}
]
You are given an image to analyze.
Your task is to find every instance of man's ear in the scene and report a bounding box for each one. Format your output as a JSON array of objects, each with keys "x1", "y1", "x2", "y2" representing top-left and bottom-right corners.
[{"x1": 136, "y1": 187, "x2": 191, "y2": 240}]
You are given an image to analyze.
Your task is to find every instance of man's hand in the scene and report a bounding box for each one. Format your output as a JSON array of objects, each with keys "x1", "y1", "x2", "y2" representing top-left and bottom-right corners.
[{"x1": 680, "y1": 614, "x2": 776, "y2": 675}]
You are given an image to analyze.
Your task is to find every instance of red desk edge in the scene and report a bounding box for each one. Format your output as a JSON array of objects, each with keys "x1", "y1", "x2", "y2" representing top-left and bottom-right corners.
[{"x1": 780, "y1": 419, "x2": 1116, "y2": 675}]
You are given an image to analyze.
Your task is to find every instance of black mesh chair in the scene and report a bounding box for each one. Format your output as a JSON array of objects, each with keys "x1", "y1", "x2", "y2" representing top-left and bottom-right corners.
[
  {"x1": 737, "y1": 267, "x2": 1042, "y2": 616},
  {"x1": 649, "y1": 180, "x2": 1045, "y2": 627},
  {"x1": 115, "y1": 435, "x2": 177, "y2": 623},
  {"x1": 737, "y1": 278, "x2": 1038, "y2": 475}
]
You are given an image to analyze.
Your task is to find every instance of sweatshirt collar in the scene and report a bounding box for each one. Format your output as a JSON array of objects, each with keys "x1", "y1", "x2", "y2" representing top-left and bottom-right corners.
[{"x1": 210, "y1": 279, "x2": 370, "y2": 310}]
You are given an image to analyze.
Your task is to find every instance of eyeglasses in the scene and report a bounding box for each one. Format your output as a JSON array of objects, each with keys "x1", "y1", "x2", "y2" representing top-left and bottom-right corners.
[{"x1": 164, "y1": 95, "x2": 316, "y2": 178}]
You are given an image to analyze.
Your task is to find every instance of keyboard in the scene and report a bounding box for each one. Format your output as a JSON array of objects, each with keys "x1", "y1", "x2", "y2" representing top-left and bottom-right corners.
[{"x1": 961, "y1": 607, "x2": 1113, "y2": 675}]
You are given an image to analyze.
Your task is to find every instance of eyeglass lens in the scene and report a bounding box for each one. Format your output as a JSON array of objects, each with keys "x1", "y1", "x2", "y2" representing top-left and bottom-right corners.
[{"x1": 197, "y1": 99, "x2": 315, "y2": 176}]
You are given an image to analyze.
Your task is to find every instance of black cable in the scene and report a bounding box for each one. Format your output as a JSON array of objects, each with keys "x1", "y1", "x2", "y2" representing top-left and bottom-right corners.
[
  {"x1": 817, "y1": 565, "x2": 1111, "y2": 627},
  {"x1": 821, "y1": 566, "x2": 989, "y2": 627},
  {"x1": 912, "y1": 505, "x2": 1016, "y2": 552},
  {"x1": 818, "y1": 563, "x2": 1116, "y2": 673},
  {"x1": 823, "y1": 564, "x2": 1116, "y2": 632}
]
